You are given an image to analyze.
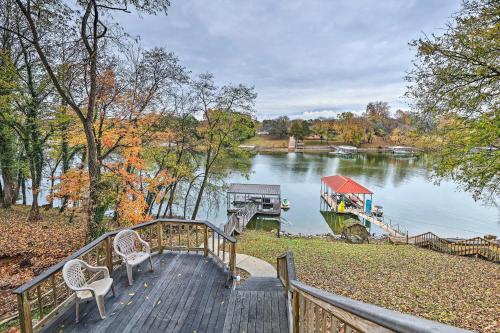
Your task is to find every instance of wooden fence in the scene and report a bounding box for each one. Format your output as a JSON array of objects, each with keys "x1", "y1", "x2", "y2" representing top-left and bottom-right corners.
[
  {"x1": 12, "y1": 218, "x2": 236, "y2": 333},
  {"x1": 277, "y1": 251, "x2": 470, "y2": 333},
  {"x1": 393, "y1": 232, "x2": 500, "y2": 262}
]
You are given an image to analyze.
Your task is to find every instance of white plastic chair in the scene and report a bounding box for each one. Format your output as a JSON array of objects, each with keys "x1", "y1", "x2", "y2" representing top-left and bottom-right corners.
[
  {"x1": 113, "y1": 229, "x2": 153, "y2": 285},
  {"x1": 62, "y1": 259, "x2": 115, "y2": 321}
]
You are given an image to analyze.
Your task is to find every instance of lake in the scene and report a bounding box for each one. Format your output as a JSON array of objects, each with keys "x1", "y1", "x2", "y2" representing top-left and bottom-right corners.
[{"x1": 198, "y1": 152, "x2": 499, "y2": 238}]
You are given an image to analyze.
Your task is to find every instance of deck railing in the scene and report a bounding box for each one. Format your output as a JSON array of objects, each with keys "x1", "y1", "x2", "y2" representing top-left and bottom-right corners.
[
  {"x1": 410, "y1": 232, "x2": 499, "y2": 262},
  {"x1": 277, "y1": 251, "x2": 470, "y2": 333},
  {"x1": 12, "y1": 218, "x2": 236, "y2": 333}
]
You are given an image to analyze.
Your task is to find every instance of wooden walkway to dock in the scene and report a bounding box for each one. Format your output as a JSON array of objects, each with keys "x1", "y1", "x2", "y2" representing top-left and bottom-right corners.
[
  {"x1": 321, "y1": 192, "x2": 406, "y2": 237},
  {"x1": 39, "y1": 252, "x2": 288, "y2": 333},
  {"x1": 224, "y1": 202, "x2": 259, "y2": 235},
  {"x1": 390, "y1": 232, "x2": 500, "y2": 262}
]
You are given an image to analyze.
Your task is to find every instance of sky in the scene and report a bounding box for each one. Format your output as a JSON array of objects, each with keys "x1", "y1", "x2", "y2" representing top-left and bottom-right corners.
[{"x1": 115, "y1": 0, "x2": 462, "y2": 120}]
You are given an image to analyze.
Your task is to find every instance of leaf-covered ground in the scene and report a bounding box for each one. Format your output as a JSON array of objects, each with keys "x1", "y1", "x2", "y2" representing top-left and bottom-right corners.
[
  {"x1": 0, "y1": 205, "x2": 86, "y2": 320},
  {"x1": 237, "y1": 230, "x2": 500, "y2": 332}
]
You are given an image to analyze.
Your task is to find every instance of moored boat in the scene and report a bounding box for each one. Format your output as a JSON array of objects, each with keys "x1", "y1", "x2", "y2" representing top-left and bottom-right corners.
[
  {"x1": 329, "y1": 145, "x2": 358, "y2": 156},
  {"x1": 281, "y1": 198, "x2": 290, "y2": 209}
]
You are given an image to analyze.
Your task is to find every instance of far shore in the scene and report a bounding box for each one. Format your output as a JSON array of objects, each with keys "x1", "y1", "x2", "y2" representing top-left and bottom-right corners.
[
  {"x1": 241, "y1": 145, "x2": 426, "y2": 153},
  {"x1": 242, "y1": 135, "x2": 428, "y2": 153}
]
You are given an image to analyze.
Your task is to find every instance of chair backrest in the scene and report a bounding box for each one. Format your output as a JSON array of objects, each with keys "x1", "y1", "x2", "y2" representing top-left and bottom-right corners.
[
  {"x1": 114, "y1": 229, "x2": 140, "y2": 256},
  {"x1": 63, "y1": 259, "x2": 88, "y2": 290}
]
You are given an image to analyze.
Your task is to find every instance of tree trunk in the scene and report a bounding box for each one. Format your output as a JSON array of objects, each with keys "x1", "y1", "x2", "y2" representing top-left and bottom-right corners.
[
  {"x1": 156, "y1": 195, "x2": 165, "y2": 219},
  {"x1": 27, "y1": 155, "x2": 42, "y2": 222},
  {"x1": 166, "y1": 182, "x2": 177, "y2": 217},
  {"x1": 1, "y1": 173, "x2": 14, "y2": 208},
  {"x1": 12, "y1": 169, "x2": 21, "y2": 205},
  {"x1": 183, "y1": 178, "x2": 197, "y2": 219},
  {"x1": 84, "y1": 121, "x2": 103, "y2": 240},
  {"x1": 21, "y1": 177, "x2": 26, "y2": 205},
  {"x1": 29, "y1": 190, "x2": 41, "y2": 220},
  {"x1": 47, "y1": 174, "x2": 56, "y2": 208},
  {"x1": 59, "y1": 104, "x2": 70, "y2": 213},
  {"x1": 0, "y1": 123, "x2": 17, "y2": 208},
  {"x1": 191, "y1": 174, "x2": 208, "y2": 220}
]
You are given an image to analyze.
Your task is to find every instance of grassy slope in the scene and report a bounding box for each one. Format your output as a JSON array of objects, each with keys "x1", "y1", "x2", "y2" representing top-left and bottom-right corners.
[{"x1": 237, "y1": 230, "x2": 500, "y2": 332}]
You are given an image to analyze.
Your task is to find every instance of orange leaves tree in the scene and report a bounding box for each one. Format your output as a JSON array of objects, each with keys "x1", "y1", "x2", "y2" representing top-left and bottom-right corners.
[
  {"x1": 52, "y1": 57, "x2": 182, "y2": 228},
  {"x1": 7, "y1": 0, "x2": 173, "y2": 239}
]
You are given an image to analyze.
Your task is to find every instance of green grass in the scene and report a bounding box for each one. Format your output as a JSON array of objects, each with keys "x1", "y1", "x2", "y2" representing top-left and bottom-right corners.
[
  {"x1": 303, "y1": 139, "x2": 330, "y2": 146},
  {"x1": 237, "y1": 230, "x2": 500, "y2": 333},
  {"x1": 243, "y1": 135, "x2": 288, "y2": 148}
]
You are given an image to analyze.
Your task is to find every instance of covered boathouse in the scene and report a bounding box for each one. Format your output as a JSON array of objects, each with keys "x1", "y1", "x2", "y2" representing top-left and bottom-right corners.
[
  {"x1": 320, "y1": 175, "x2": 373, "y2": 213},
  {"x1": 227, "y1": 183, "x2": 281, "y2": 215}
]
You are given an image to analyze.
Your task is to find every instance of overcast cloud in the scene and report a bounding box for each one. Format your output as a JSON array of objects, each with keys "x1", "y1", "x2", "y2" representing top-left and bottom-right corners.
[{"x1": 115, "y1": 0, "x2": 462, "y2": 119}]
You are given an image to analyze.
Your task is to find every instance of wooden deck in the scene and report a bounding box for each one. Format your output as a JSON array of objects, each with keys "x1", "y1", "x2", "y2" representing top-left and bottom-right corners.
[{"x1": 39, "y1": 252, "x2": 288, "y2": 333}]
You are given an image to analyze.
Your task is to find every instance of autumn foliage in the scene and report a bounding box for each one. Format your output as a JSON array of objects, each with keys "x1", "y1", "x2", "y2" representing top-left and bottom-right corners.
[{"x1": 50, "y1": 69, "x2": 175, "y2": 226}]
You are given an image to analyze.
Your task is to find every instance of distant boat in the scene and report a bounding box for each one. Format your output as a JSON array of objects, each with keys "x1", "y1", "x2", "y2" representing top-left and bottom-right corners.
[
  {"x1": 281, "y1": 198, "x2": 290, "y2": 209},
  {"x1": 329, "y1": 145, "x2": 358, "y2": 156},
  {"x1": 390, "y1": 146, "x2": 415, "y2": 155}
]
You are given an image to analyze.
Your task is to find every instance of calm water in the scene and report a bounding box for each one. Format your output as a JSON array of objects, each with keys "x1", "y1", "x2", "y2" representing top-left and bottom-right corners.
[{"x1": 199, "y1": 152, "x2": 499, "y2": 238}]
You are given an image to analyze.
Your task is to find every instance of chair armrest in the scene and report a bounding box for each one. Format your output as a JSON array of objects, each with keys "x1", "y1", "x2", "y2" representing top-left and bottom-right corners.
[
  {"x1": 70, "y1": 285, "x2": 96, "y2": 298},
  {"x1": 114, "y1": 247, "x2": 129, "y2": 262},
  {"x1": 80, "y1": 261, "x2": 110, "y2": 278},
  {"x1": 139, "y1": 238, "x2": 151, "y2": 254}
]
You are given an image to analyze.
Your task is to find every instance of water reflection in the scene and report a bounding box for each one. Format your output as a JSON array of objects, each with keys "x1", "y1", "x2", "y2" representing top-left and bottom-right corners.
[
  {"x1": 246, "y1": 215, "x2": 280, "y2": 232},
  {"x1": 198, "y1": 152, "x2": 499, "y2": 238}
]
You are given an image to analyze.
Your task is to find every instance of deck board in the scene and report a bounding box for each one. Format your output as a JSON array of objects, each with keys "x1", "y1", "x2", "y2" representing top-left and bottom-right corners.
[{"x1": 39, "y1": 252, "x2": 287, "y2": 333}]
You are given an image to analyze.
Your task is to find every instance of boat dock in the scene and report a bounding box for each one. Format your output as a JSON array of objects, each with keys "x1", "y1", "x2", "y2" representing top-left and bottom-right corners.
[
  {"x1": 226, "y1": 183, "x2": 281, "y2": 215},
  {"x1": 320, "y1": 175, "x2": 406, "y2": 237},
  {"x1": 225, "y1": 183, "x2": 281, "y2": 235}
]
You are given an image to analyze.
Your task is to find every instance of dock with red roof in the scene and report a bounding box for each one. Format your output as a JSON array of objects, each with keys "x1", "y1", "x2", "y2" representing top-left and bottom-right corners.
[{"x1": 320, "y1": 175, "x2": 406, "y2": 237}]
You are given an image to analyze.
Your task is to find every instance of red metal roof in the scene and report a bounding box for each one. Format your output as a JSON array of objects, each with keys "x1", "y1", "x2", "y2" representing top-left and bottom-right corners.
[{"x1": 321, "y1": 175, "x2": 373, "y2": 194}]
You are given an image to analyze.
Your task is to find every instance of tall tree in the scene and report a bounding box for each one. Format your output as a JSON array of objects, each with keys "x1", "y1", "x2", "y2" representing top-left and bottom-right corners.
[
  {"x1": 289, "y1": 119, "x2": 311, "y2": 141},
  {"x1": 364, "y1": 101, "x2": 393, "y2": 139},
  {"x1": 5, "y1": 0, "x2": 171, "y2": 238},
  {"x1": 190, "y1": 73, "x2": 256, "y2": 219},
  {"x1": 0, "y1": 50, "x2": 19, "y2": 208},
  {"x1": 406, "y1": 0, "x2": 499, "y2": 202},
  {"x1": 270, "y1": 115, "x2": 291, "y2": 138}
]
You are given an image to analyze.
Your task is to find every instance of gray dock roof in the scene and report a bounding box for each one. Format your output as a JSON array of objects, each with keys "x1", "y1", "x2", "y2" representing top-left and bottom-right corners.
[{"x1": 228, "y1": 183, "x2": 281, "y2": 195}]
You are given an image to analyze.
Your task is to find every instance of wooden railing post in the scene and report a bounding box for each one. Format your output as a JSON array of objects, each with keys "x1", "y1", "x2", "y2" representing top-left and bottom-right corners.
[
  {"x1": 50, "y1": 275, "x2": 57, "y2": 308},
  {"x1": 204, "y1": 225, "x2": 209, "y2": 257},
  {"x1": 17, "y1": 291, "x2": 33, "y2": 333},
  {"x1": 157, "y1": 222, "x2": 164, "y2": 254},
  {"x1": 105, "y1": 236, "x2": 113, "y2": 273},
  {"x1": 276, "y1": 257, "x2": 280, "y2": 278},
  {"x1": 292, "y1": 290, "x2": 300, "y2": 333},
  {"x1": 230, "y1": 242, "x2": 236, "y2": 277}
]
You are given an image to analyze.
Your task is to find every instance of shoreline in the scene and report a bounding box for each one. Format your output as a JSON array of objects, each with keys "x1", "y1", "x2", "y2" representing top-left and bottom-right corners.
[{"x1": 243, "y1": 145, "x2": 427, "y2": 153}]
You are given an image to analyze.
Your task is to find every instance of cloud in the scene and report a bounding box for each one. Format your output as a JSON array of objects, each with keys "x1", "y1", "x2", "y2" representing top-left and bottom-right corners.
[{"x1": 114, "y1": 0, "x2": 461, "y2": 119}]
